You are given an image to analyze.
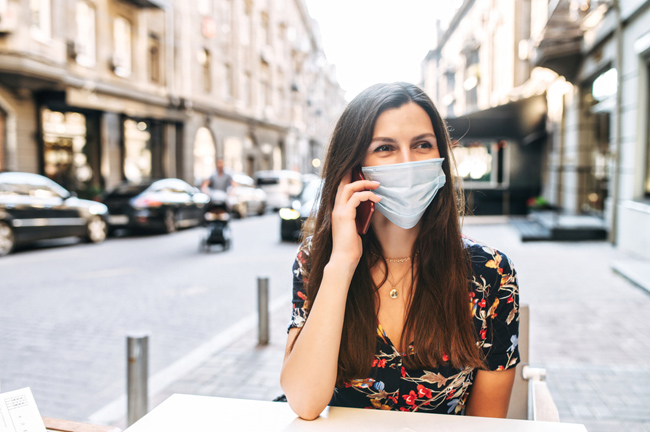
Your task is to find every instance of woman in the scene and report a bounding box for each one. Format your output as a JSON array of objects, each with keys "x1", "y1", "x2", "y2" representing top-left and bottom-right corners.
[{"x1": 280, "y1": 82, "x2": 519, "y2": 420}]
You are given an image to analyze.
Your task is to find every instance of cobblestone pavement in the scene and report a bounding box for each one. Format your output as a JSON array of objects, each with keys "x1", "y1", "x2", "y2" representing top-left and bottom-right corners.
[{"x1": 112, "y1": 219, "x2": 650, "y2": 431}]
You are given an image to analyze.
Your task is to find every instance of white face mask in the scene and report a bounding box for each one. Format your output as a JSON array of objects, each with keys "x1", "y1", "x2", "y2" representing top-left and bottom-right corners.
[{"x1": 361, "y1": 158, "x2": 446, "y2": 229}]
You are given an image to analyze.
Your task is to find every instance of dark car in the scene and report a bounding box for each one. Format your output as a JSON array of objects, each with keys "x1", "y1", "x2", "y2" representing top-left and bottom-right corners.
[
  {"x1": 0, "y1": 172, "x2": 109, "y2": 256},
  {"x1": 280, "y1": 178, "x2": 322, "y2": 241},
  {"x1": 103, "y1": 178, "x2": 210, "y2": 234}
]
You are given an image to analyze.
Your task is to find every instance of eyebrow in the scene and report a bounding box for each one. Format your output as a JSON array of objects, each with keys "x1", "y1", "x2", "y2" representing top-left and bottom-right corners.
[{"x1": 370, "y1": 133, "x2": 437, "y2": 144}]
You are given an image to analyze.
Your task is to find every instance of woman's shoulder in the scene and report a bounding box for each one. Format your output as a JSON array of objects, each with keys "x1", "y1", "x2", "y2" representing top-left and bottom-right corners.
[{"x1": 462, "y1": 235, "x2": 517, "y2": 291}]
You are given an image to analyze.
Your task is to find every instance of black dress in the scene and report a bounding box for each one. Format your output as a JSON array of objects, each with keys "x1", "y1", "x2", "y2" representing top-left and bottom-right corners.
[{"x1": 288, "y1": 236, "x2": 520, "y2": 415}]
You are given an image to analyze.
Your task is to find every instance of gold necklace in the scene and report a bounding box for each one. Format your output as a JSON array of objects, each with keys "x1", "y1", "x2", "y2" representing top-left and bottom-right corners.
[
  {"x1": 372, "y1": 251, "x2": 418, "y2": 263},
  {"x1": 385, "y1": 266, "x2": 412, "y2": 299}
]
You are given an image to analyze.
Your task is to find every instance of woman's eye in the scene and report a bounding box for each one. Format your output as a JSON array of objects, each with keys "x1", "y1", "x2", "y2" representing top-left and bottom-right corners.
[
  {"x1": 374, "y1": 145, "x2": 393, "y2": 152},
  {"x1": 416, "y1": 142, "x2": 433, "y2": 149}
]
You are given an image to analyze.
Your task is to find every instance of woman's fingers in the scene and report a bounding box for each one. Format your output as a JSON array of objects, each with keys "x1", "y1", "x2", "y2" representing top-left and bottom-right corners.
[
  {"x1": 339, "y1": 180, "x2": 380, "y2": 204},
  {"x1": 345, "y1": 190, "x2": 382, "y2": 209}
]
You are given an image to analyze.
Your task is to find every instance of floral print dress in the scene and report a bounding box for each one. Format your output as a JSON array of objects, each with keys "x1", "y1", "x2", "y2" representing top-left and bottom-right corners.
[{"x1": 287, "y1": 236, "x2": 520, "y2": 415}]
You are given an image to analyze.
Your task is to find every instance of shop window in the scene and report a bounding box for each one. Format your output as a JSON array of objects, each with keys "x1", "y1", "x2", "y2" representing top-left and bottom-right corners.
[
  {"x1": 452, "y1": 140, "x2": 495, "y2": 184},
  {"x1": 123, "y1": 119, "x2": 152, "y2": 183},
  {"x1": 193, "y1": 127, "x2": 216, "y2": 186},
  {"x1": 149, "y1": 34, "x2": 161, "y2": 83},
  {"x1": 42, "y1": 109, "x2": 94, "y2": 194},
  {"x1": 30, "y1": 0, "x2": 51, "y2": 40},
  {"x1": 75, "y1": 1, "x2": 96, "y2": 67},
  {"x1": 112, "y1": 17, "x2": 132, "y2": 78}
]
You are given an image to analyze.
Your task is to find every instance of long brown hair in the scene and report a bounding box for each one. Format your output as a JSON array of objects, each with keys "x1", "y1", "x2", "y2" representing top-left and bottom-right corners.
[{"x1": 297, "y1": 82, "x2": 484, "y2": 386}]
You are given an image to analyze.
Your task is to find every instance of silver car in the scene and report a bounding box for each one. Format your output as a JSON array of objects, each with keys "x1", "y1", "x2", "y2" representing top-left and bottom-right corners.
[{"x1": 228, "y1": 173, "x2": 267, "y2": 218}]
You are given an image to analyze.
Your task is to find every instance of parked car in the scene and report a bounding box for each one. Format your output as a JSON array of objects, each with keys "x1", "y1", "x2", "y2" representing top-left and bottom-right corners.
[
  {"x1": 102, "y1": 178, "x2": 210, "y2": 234},
  {"x1": 255, "y1": 170, "x2": 303, "y2": 210},
  {"x1": 228, "y1": 173, "x2": 267, "y2": 218},
  {"x1": 0, "y1": 172, "x2": 109, "y2": 256},
  {"x1": 280, "y1": 178, "x2": 322, "y2": 241}
]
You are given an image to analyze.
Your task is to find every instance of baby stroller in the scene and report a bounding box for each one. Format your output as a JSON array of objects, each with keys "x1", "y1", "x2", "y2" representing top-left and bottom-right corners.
[{"x1": 200, "y1": 190, "x2": 232, "y2": 252}]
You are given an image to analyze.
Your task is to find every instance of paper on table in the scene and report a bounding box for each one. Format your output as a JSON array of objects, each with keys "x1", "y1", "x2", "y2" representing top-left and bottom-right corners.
[{"x1": 0, "y1": 388, "x2": 46, "y2": 432}]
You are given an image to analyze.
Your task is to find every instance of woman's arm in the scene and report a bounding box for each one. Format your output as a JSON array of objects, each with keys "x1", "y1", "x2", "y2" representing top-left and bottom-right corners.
[
  {"x1": 280, "y1": 259, "x2": 356, "y2": 420},
  {"x1": 464, "y1": 368, "x2": 516, "y2": 418},
  {"x1": 280, "y1": 174, "x2": 381, "y2": 420}
]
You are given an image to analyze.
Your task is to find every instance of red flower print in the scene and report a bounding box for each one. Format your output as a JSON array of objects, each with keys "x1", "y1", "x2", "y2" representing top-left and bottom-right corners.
[
  {"x1": 417, "y1": 385, "x2": 432, "y2": 399},
  {"x1": 401, "y1": 367, "x2": 407, "y2": 377},
  {"x1": 388, "y1": 396, "x2": 398, "y2": 404},
  {"x1": 480, "y1": 329, "x2": 487, "y2": 340},
  {"x1": 399, "y1": 407, "x2": 411, "y2": 412},
  {"x1": 297, "y1": 291, "x2": 307, "y2": 301},
  {"x1": 378, "y1": 359, "x2": 387, "y2": 368},
  {"x1": 468, "y1": 292, "x2": 475, "y2": 299},
  {"x1": 372, "y1": 359, "x2": 378, "y2": 367},
  {"x1": 447, "y1": 389, "x2": 456, "y2": 400},
  {"x1": 478, "y1": 299, "x2": 486, "y2": 308},
  {"x1": 442, "y1": 353, "x2": 449, "y2": 362},
  {"x1": 507, "y1": 296, "x2": 514, "y2": 304},
  {"x1": 403, "y1": 390, "x2": 417, "y2": 406},
  {"x1": 497, "y1": 365, "x2": 505, "y2": 371}
]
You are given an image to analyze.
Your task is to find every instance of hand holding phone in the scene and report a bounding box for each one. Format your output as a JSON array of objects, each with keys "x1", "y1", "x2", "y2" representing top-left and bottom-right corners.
[{"x1": 351, "y1": 166, "x2": 375, "y2": 235}]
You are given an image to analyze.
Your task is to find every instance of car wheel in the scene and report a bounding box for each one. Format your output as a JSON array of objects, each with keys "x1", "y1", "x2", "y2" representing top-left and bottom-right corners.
[
  {"x1": 257, "y1": 203, "x2": 266, "y2": 216},
  {"x1": 85, "y1": 216, "x2": 108, "y2": 243},
  {"x1": 0, "y1": 221, "x2": 15, "y2": 257},
  {"x1": 163, "y1": 209, "x2": 177, "y2": 234}
]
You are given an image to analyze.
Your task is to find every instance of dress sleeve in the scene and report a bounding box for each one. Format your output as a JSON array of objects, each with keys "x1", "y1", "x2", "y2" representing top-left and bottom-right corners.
[
  {"x1": 474, "y1": 249, "x2": 521, "y2": 371},
  {"x1": 287, "y1": 241, "x2": 310, "y2": 333}
]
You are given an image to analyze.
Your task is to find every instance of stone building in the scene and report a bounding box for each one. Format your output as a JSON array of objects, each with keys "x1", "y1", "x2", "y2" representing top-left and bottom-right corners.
[
  {"x1": 0, "y1": 0, "x2": 344, "y2": 198},
  {"x1": 423, "y1": 0, "x2": 650, "y2": 262}
]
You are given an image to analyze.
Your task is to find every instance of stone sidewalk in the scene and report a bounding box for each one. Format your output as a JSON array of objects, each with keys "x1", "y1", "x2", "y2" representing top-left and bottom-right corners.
[{"x1": 116, "y1": 220, "x2": 650, "y2": 432}]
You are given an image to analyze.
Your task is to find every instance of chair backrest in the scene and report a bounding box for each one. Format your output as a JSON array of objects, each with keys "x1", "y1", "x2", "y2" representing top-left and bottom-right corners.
[{"x1": 506, "y1": 303, "x2": 529, "y2": 419}]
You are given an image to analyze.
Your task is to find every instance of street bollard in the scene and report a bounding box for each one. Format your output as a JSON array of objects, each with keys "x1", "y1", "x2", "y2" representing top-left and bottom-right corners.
[
  {"x1": 127, "y1": 332, "x2": 149, "y2": 426},
  {"x1": 258, "y1": 277, "x2": 270, "y2": 345}
]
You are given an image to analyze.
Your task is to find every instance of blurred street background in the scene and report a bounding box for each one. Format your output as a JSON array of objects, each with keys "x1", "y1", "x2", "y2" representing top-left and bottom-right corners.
[{"x1": 1, "y1": 0, "x2": 650, "y2": 431}]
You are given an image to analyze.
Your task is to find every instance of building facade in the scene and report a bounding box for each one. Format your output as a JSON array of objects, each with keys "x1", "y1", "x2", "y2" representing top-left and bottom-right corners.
[
  {"x1": 0, "y1": 0, "x2": 344, "y2": 199},
  {"x1": 423, "y1": 0, "x2": 650, "y2": 260}
]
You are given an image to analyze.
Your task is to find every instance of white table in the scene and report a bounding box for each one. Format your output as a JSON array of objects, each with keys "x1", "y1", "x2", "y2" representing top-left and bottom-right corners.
[{"x1": 124, "y1": 394, "x2": 588, "y2": 432}]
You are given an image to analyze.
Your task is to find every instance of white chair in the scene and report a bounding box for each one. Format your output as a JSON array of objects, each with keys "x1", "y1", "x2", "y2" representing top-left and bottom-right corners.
[{"x1": 506, "y1": 304, "x2": 560, "y2": 421}]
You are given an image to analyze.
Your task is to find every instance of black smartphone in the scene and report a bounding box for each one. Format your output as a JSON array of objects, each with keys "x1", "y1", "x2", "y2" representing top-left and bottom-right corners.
[{"x1": 351, "y1": 166, "x2": 375, "y2": 235}]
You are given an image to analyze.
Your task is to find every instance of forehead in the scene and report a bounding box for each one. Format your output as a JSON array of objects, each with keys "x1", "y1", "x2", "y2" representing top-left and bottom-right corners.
[{"x1": 373, "y1": 103, "x2": 435, "y2": 137}]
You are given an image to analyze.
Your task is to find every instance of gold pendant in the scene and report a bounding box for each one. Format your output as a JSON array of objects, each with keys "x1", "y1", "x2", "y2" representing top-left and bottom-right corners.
[{"x1": 389, "y1": 289, "x2": 398, "y2": 299}]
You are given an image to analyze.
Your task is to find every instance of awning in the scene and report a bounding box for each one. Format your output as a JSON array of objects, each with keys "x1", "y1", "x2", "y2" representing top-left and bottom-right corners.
[{"x1": 445, "y1": 94, "x2": 547, "y2": 144}]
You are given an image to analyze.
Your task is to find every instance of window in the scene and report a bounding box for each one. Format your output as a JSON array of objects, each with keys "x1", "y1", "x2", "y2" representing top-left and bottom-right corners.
[
  {"x1": 113, "y1": 17, "x2": 132, "y2": 77},
  {"x1": 243, "y1": 71, "x2": 251, "y2": 106},
  {"x1": 464, "y1": 48, "x2": 479, "y2": 111},
  {"x1": 222, "y1": 63, "x2": 232, "y2": 99},
  {"x1": 123, "y1": 120, "x2": 152, "y2": 184},
  {"x1": 198, "y1": 49, "x2": 211, "y2": 93},
  {"x1": 197, "y1": 0, "x2": 212, "y2": 16},
  {"x1": 75, "y1": 1, "x2": 96, "y2": 67},
  {"x1": 240, "y1": 1, "x2": 251, "y2": 46},
  {"x1": 221, "y1": 0, "x2": 231, "y2": 34},
  {"x1": 260, "y1": 11, "x2": 270, "y2": 46},
  {"x1": 30, "y1": 0, "x2": 51, "y2": 40},
  {"x1": 149, "y1": 34, "x2": 161, "y2": 83},
  {"x1": 646, "y1": 63, "x2": 650, "y2": 196}
]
